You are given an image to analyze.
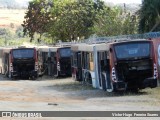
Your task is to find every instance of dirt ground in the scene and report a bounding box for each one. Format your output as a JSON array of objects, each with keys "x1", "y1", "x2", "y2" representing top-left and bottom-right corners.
[{"x1": 0, "y1": 75, "x2": 160, "y2": 120}]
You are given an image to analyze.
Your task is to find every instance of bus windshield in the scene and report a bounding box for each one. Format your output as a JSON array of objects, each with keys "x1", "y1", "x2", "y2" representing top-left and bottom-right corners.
[
  {"x1": 114, "y1": 42, "x2": 150, "y2": 59},
  {"x1": 59, "y1": 48, "x2": 71, "y2": 57},
  {"x1": 12, "y1": 49, "x2": 34, "y2": 58}
]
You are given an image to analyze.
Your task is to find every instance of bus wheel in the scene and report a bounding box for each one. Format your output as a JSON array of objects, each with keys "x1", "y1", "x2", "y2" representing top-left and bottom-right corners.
[{"x1": 85, "y1": 73, "x2": 92, "y2": 85}]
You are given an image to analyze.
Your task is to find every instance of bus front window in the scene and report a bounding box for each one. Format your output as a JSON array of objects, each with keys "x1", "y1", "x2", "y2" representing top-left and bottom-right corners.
[
  {"x1": 114, "y1": 42, "x2": 150, "y2": 59},
  {"x1": 12, "y1": 49, "x2": 34, "y2": 58},
  {"x1": 59, "y1": 48, "x2": 71, "y2": 57}
]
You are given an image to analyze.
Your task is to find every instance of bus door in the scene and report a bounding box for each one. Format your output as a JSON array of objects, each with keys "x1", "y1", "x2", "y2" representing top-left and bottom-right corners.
[
  {"x1": 53, "y1": 52, "x2": 58, "y2": 76},
  {"x1": 82, "y1": 52, "x2": 91, "y2": 84},
  {"x1": 50, "y1": 52, "x2": 55, "y2": 76},
  {"x1": 0, "y1": 49, "x2": 3, "y2": 74},
  {"x1": 97, "y1": 51, "x2": 109, "y2": 90},
  {"x1": 97, "y1": 52, "x2": 102, "y2": 89},
  {"x1": 51, "y1": 52, "x2": 57, "y2": 76},
  {"x1": 41, "y1": 52, "x2": 48, "y2": 75},
  {"x1": 38, "y1": 51, "x2": 43, "y2": 74},
  {"x1": 77, "y1": 52, "x2": 82, "y2": 81}
]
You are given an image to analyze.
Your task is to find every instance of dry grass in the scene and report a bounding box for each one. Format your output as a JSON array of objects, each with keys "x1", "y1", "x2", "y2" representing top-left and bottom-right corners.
[
  {"x1": 52, "y1": 80, "x2": 94, "y2": 91},
  {"x1": 142, "y1": 87, "x2": 160, "y2": 99},
  {"x1": 0, "y1": 9, "x2": 26, "y2": 29},
  {"x1": 39, "y1": 76, "x2": 94, "y2": 91}
]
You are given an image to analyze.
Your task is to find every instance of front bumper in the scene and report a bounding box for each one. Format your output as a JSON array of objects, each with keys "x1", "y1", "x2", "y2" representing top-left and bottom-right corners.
[
  {"x1": 11, "y1": 71, "x2": 38, "y2": 78},
  {"x1": 141, "y1": 78, "x2": 157, "y2": 89}
]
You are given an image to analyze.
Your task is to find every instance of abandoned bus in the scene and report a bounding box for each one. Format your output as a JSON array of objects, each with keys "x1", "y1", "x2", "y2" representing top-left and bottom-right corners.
[
  {"x1": 108, "y1": 40, "x2": 157, "y2": 92},
  {"x1": 0, "y1": 47, "x2": 12, "y2": 76},
  {"x1": 0, "y1": 48, "x2": 3, "y2": 74},
  {"x1": 38, "y1": 46, "x2": 71, "y2": 77},
  {"x1": 71, "y1": 43, "x2": 108, "y2": 90},
  {"x1": 151, "y1": 37, "x2": 160, "y2": 82},
  {"x1": 37, "y1": 46, "x2": 50, "y2": 76},
  {"x1": 48, "y1": 46, "x2": 71, "y2": 77},
  {"x1": 71, "y1": 39, "x2": 158, "y2": 92},
  {"x1": 9, "y1": 47, "x2": 38, "y2": 79}
]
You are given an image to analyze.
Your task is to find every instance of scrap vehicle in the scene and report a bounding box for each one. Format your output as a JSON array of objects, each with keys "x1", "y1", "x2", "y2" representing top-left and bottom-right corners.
[
  {"x1": 7, "y1": 47, "x2": 38, "y2": 79},
  {"x1": 38, "y1": 46, "x2": 71, "y2": 77},
  {"x1": 71, "y1": 38, "x2": 158, "y2": 92}
]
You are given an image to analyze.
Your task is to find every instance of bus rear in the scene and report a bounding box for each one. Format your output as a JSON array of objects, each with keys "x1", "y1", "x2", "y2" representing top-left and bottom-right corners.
[
  {"x1": 56, "y1": 47, "x2": 71, "y2": 76},
  {"x1": 10, "y1": 48, "x2": 38, "y2": 79},
  {"x1": 109, "y1": 40, "x2": 157, "y2": 91},
  {"x1": 151, "y1": 37, "x2": 160, "y2": 81}
]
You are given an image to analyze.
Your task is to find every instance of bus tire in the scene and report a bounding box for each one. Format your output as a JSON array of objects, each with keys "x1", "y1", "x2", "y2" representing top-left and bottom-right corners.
[{"x1": 84, "y1": 72, "x2": 92, "y2": 85}]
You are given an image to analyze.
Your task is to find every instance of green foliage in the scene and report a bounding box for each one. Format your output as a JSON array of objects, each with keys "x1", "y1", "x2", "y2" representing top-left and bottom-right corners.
[
  {"x1": 22, "y1": 0, "x2": 52, "y2": 42},
  {"x1": 0, "y1": 38, "x2": 5, "y2": 46},
  {"x1": 93, "y1": 6, "x2": 138, "y2": 36},
  {"x1": 138, "y1": 0, "x2": 160, "y2": 33},
  {"x1": 23, "y1": 0, "x2": 108, "y2": 42},
  {"x1": 0, "y1": 28, "x2": 32, "y2": 46},
  {"x1": 48, "y1": 0, "x2": 98, "y2": 41},
  {"x1": 22, "y1": 0, "x2": 139, "y2": 42},
  {"x1": 0, "y1": 28, "x2": 13, "y2": 40},
  {"x1": 16, "y1": 26, "x2": 25, "y2": 38}
]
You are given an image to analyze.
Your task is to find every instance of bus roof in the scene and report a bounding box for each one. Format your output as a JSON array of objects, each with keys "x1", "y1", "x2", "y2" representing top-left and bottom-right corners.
[
  {"x1": 109, "y1": 39, "x2": 150, "y2": 45},
  {"x1": 2, "y1": 48, "x2": 12, "y2": 53},
  {"x1": 37, "y1": 46, "x2": 50, "y2": 52},
  {"x1": 48, "y1": 46, "x2": 60, "y2": 52},
  {"x1": 71, "y1": 43, "x2": 94, "y2": 52},
  {"x1": 95, "y1": 43, "x2": 109, "y2": 51},
  {"x1": 71, "y1": 43, "x2": 109, "y2": 52}
]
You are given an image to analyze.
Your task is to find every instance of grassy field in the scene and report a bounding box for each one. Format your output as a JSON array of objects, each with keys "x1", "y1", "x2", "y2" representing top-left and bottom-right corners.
[{"x1": 0, "y1": 9, "x2": 26, "y2": 30}]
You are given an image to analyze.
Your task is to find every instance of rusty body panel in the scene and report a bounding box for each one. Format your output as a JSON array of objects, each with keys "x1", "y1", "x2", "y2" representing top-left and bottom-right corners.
[{"x1": 152, "y1": 38, "x2": 160, "y2": 81}]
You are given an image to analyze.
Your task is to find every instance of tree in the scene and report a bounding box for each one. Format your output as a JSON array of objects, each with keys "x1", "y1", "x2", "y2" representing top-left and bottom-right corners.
[
  {"x1": 138, "y1": 0, "x2": 160, "y2": 33},
  {"x1": 23, "y1": 0, "x2": 138, "y2": 42},
  {"x1": 47, "y1": 0, "x2": 101, "y2": 41},
  {"x1": 22, "y1": 0, "x2": 107, "y2": 42},
  {"x1": 93, "y1": 6, "x2": 138, "y2": 36},
  {"x1": 16, "y1": 26, "x2": 24, "y2": 38},
  {"x1": 22, "y1": 0, "x2": 52, "y2": 42}
]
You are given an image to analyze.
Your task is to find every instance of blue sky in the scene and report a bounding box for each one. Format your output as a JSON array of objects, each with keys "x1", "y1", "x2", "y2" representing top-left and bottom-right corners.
[{"x1": 103, "y1": 0, "x2": 142, "y2": 4}]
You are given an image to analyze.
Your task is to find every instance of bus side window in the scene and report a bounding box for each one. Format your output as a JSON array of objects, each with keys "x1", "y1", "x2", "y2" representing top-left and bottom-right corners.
[
  {"x1": 89, "y1": 53, "x2": 94, "y2": 71},
  {"x1": 74, "y1": 52, "x2": 78, "y2": 67},
  {"x1": 101, "y1": 51, "x2": 109, "y2": 72},
  {"x1": 77, "y1": 52, "x2": 81, "y2": 68},
  {"x1": 86, "y1": 52, "x2": 90, "y2": 69},
  {"x1": 54, "y1": 57, "x2": 56, "y2": 63},
  {"x1": 82, "y1": 52, "x2": 85, "y2": 69}
]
